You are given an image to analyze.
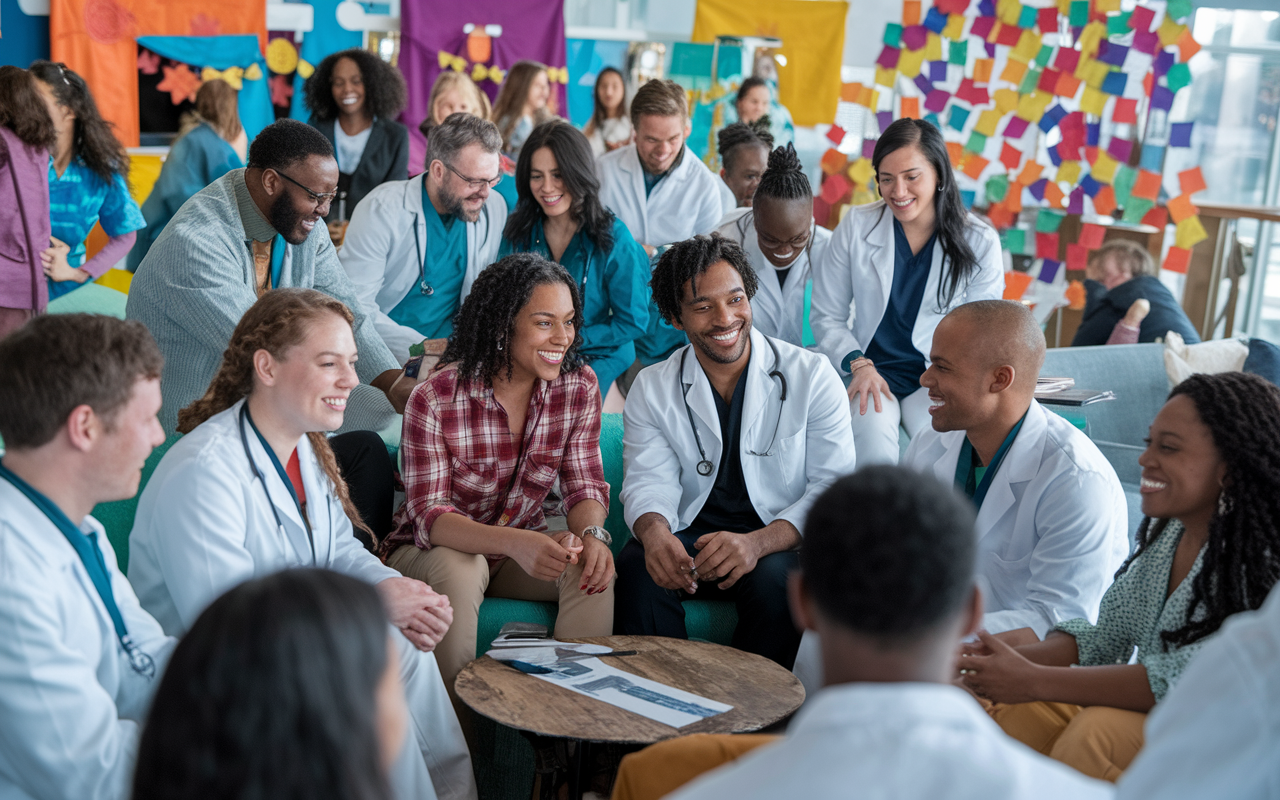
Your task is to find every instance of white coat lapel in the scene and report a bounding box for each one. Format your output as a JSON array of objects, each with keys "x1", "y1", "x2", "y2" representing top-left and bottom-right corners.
[
  {"x1": 975, "y1": 403, "x2": 1045, "y2": 537},
  {"x1": 296, "y1": 435, "x2": 333, "y2": 566},
  {"x1": 741, "y1": 329, "x2": 777, "y2": 446},
  {"x1": 681, "y1": 345, "x2": 722, "y2": 455},
  {"x1": 242, "y1": 413, "x2": 314, "y2": 564},
  {"x1": 865, "y1": 204, "x2": 894, "y2": 304}
]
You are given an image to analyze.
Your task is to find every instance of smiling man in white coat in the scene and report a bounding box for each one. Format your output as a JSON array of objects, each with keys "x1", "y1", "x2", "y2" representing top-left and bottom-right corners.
[
  {"x1": 905, "y1": 300, "x2": 1129, "y2": 638},
  {"x1": 339, "y1": 113, "x2": 508, "y2": 366},
  {"x1": 0, "y1": 315, "x2": 176, "y2": 800},
  {"x1": 615, "y1": 234, "x2": 856, "y2": 669},
  {"x1": 596, "y1": 79, "x2": 725, "y2": 366}
]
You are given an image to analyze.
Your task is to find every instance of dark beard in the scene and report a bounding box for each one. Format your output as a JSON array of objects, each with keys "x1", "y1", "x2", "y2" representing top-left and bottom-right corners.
[
  {"x1": 437, "y1": 183, "x2": 482, "y2": 223},
  {"x1": 268, "y1": 193, "x2": 311, "y2": 245}
]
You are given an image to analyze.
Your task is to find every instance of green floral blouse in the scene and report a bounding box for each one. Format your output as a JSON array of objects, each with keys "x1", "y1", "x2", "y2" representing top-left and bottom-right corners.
[{"x1": 1055, "y1": 520, "x2": 1210, "y2": 702}]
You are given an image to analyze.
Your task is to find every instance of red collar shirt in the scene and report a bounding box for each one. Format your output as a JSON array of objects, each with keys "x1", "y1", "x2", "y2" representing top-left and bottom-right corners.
[{"x1": 379, "y1": 362, "x2": 608, "y2": 565}]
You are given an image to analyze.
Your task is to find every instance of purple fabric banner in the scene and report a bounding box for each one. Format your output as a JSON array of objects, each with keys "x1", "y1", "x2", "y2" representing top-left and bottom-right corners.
[{"x1": 400, "y1": 0, "x2": 568, "y2": 172}]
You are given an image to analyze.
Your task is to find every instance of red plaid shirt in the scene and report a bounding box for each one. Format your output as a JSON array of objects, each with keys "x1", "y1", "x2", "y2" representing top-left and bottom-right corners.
[{"x1": 379, "y1": 362, "x2": 609, "y2": 564}]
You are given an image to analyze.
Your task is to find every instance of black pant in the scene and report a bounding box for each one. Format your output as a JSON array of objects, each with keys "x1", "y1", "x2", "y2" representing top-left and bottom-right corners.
[
  {"x1": 614, "y1": 530, "x2": 802, "y2": 669},
  {"x1": 329, "y1": 430, "x2": 395, "y2": 551}
]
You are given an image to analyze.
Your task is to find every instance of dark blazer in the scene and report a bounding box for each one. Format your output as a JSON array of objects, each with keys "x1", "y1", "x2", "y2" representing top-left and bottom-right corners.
[
  {"x1": 310, "y1": 116, "x2": 409, "y2": 221},
  {"x1": 1072, "y1": 276, "x2": 1201, "y2": 346}
]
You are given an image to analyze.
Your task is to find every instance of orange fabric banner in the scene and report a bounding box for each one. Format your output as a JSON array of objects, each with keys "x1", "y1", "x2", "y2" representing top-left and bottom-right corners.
[{"x1": 50, "y1": 0, "x2": 266, "y2": 146}]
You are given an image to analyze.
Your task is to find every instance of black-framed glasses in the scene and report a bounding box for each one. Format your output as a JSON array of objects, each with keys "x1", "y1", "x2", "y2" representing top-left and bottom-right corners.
[
  {"x1": 443, "y1": 161, "x2": 501, "y2": 190},
  {"x1": 274, "y1": 170, "x2": 339, "y2": 204}
]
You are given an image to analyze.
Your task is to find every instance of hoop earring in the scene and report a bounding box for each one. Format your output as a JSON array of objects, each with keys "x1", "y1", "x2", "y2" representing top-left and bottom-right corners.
[{"x1": 1218, "y1": 491, "x2": 1234, "y2": 517}]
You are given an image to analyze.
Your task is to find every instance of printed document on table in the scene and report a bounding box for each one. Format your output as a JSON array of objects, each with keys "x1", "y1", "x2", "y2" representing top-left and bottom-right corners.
[{"x1": 486, "y1": 646, "x2": 732, "y2": 728}]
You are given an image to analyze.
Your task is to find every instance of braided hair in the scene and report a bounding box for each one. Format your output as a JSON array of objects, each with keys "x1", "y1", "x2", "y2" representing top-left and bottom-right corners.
[
  {"x1": 717, "y1": 117, "x2": 773, "y2": 174},
  {"x1": 649, "y1": 233, "x2": 758, "y2": 326},
  {"x1": 438, "y1": 253, "x2": 585, "y2": 384},
  {"x1": 176, "y1": 289, "x2": 373, "y2": 541},
  {"x1": 1118, "y1": 371, "x2": 1280, "y2": 650},
  {"x1": 755, "y1": 142, "x2": 811, "y2": 202}
]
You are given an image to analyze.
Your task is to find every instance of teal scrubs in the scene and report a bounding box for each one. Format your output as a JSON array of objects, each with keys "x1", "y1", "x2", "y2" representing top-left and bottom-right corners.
[
  {"x1": 955, "y1": 412, "x2": 1028, "y2": 509},
  {"x1": 499, "y1": 215, "x2": 650, "y2": 395},
  {"x1": 388, "y1": 184, "x2": 469, "y2": 340}
]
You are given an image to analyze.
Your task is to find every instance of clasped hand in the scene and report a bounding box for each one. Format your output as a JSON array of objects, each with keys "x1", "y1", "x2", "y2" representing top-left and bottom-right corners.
[
  {"x1": 377, "y1": 576, "x2": 453, "y2": 652},
  {"x1": 645, "y1": 530, "x2": 758, "y2": 593},
  {"x1": 955, "y1": 630, "x2": 1043, "y2": 705},
  {"x1": 511, "y1": 530, "x2": 612, "y2": 594}
]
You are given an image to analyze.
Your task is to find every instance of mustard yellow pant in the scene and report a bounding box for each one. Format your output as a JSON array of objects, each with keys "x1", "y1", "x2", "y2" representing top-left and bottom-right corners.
[
  {"x1": 991, "y1": 701, "x2": 1147, "y2": 782},
  {"x1": 611, "y1": 733, "x2": 780, "y2": 800},
  {"x1": 386, "y1": 542, "x2": 614, "y2": 690}
]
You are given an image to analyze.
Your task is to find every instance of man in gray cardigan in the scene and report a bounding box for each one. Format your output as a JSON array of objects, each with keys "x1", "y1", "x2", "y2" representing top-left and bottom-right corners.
[{"x1": 128, "y1": 119, "x2": 408, "y2": 435}]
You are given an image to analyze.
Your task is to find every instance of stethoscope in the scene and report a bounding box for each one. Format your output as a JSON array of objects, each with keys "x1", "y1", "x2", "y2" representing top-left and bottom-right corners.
[
  {"x1": 681, "y1": 335, "x2": 789, "y2": 477},
  {"x1": 413, "y1": 203, "x2": 491, "y2": 296},
  {"x1": 534, "y1": 228, "x2": 593, "y2": 302},
  {"x1": 238, "y1": 405, "x2": 318, "y2": 565}
]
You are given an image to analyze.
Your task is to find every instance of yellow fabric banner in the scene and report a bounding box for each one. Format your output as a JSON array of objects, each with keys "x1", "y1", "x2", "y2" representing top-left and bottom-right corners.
[{"x1": 692, "y1": 0, "x2": 848, "y2": 127}]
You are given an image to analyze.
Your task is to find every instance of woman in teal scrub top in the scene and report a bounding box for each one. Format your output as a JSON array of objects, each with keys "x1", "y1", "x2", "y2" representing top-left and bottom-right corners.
[
  {"x1": 30, "y1": 61, "x2": 144, "y2": 300},
  {"x1": 499, "y1": 120, "x2": 649, "y2": 402}
]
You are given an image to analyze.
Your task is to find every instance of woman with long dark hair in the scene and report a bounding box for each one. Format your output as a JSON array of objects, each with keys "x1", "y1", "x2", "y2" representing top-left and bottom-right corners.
[
  {"x1": 0, "y1": 66, "x2": 56, "y2": 337},
  {"x1": 498, "y1": 120, "x2": 649, "y2": 401},
  {"x1": 132, "y1": 568, "x2": 405, "y2": 800},
  {"x1": 29, "y1": 61, "x2": 144, "y2": 300},
  {"x1": 582, "y1": 66, "x2": 632, "y2": 157},
  {"x1": 960, "y1": 372, "x2": 1280, "y2": 781},
  {"x1": 811, "y1": 117, "x2": 1004, "y2": 465},
  {"x1": 490, "y1": 60, "x2": 554, "y2": 159},
  {"x1": 379, "y1": 253, "x2": 615, "y2": 692},
  {"x1": 304, "y1": 48, "x2": 409, "y2": 243},
  {"x1": 127, "y1": 288, "x2": 476, "y2": 800},
  {"x1": 128, "y1": 79, "x2": 245, "y2": 271}
]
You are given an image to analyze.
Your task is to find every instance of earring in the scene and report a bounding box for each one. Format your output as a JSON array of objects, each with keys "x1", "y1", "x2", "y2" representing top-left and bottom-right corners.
[
  {"x1": 497, "y1": 341, "x2": 503, "y2": 351},
  {"x1": 1218, "y1": 492, "x2": 1234, "y2": 517}
]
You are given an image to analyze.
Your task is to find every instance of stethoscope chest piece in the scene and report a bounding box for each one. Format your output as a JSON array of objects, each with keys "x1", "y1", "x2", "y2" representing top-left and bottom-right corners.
[
  {"x1": 420, "y1": 282, "x2": 434, "y2": 296},
  {"x1": 697, "y1": 460, "x2": 714, "y2": 476}
]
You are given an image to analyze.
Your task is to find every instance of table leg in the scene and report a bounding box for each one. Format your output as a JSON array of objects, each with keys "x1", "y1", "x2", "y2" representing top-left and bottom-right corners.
[{"x1": 567, "y1": 739, "x2": 590, "y2": 800}]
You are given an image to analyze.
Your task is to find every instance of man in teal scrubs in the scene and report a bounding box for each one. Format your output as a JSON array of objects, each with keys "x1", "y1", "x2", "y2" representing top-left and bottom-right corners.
[{"x1": 339, "y1": 113, "x2": 509, "y2": 364}]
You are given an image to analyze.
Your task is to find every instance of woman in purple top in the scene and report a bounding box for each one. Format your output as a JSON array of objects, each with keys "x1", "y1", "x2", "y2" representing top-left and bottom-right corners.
[{"x1": 0, "y1": 67, "x2": 55, "y2": 338}]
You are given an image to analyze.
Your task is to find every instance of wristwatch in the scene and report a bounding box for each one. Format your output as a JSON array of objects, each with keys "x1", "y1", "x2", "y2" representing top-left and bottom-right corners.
[{"x1": 582, "y1": 526, "x2": 612, "y2": 546}]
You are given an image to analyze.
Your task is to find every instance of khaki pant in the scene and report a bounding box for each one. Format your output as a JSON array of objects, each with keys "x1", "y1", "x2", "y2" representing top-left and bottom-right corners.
[
  {"x1": 611, "y1": 734, "x2": 780, "y2": 800},
  {"x1": 991, "y1": 701, "x2": 1147, "y2": 782},
  {"x1": 386, "y1": 542, "x2": 615, "y2": 690}
]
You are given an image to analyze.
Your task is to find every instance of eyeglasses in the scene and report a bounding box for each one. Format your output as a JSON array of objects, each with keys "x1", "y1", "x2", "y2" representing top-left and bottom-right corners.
[
  {"x1": 443, "y1": 161, "x2": 502, "y2": 190},
  {"x1": 274, "y1": 170, "x2": 339, "y2": 204},
  {"x1": 758, "y1": 229, "x2": 812, "y2": 249}
]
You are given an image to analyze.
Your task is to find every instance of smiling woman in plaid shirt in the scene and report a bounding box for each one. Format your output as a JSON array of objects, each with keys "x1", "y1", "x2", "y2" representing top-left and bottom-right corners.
[{"x1": 379, "y1": 253, "x2": 615, "y2": 689}]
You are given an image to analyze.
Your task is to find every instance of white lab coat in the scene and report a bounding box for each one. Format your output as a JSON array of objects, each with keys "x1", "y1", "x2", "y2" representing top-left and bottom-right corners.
[
  {"x1": 717, "y1": 177, "x2": 737, "y2": 216},
  {"x1": 811, "y1": 200, "x2": 1005, "y2": 375},
  {"x1": 338, "y1": 174, "x2": 508, "y2": 364},
  {"x1": 621, "y1": 328, "x2": 857, "y2": 535},
  {"x1": 0, "y1": 480, "x2": 176, "y2": 800},
  {"x1": 1118, "y1": 585, "x2": 1280, "y2": 800},
  {"x1": 903, "y1": 401, "x2": 1130, "y2": 637},
  {"x1": 667, "y1": 682, "x2": 1114, "y2": 800},
  {"x1": 715, "y1": 208, "x2": 832, "y2": 348},
  {"x1": 596, "y1": 144, "x2": 724, "y2": 248},
  {"x1": 127, "y1": 400, "x2": 477, "y2": 800}
]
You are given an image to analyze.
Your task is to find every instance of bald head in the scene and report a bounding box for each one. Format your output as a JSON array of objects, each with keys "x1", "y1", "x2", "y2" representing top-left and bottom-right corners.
[{"x1": 947, "y1": 300, "x2": 1045, "y2": 391}]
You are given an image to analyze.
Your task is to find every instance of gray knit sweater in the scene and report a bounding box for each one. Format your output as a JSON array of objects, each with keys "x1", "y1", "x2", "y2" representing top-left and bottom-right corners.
[{"x1": 127, "y1": 169, "x2": 399, "y2": 434}]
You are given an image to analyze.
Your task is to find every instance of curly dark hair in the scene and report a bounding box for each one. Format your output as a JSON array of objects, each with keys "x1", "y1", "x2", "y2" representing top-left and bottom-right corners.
[
  {"x1": 803, "y1": 466, "x2": 976, "y2": 642},
  {"x1": 1118, "y1": 371, "x2": 1280, "y2": 651},
  {"x1": 649, "y1": 233, "x2": 758, "y2": 327},
  {"x1": 716, "y1": 117, "x2": 773, "y2": 174},
  {"x1": 0, "y1": 66, "x2": 57, "y2": 150},
  {"x1": 504, "y1": 120, "x2": 615, "y2": 254},
  {"x1": 303, "y1": 48, "x2": 408, "y2": 122},
  {"x1": 756, "y1": 142, "x2": 811, "y2": 202},
  {"x1": 873, "y1": 118, "x2": 981, "y2": 311},
  {"x1": 28, "y1": 60, "x2": 129, "y2": 183},
  {"x1": 439, "y1": 253, "x2": 585, "y2": 384}
]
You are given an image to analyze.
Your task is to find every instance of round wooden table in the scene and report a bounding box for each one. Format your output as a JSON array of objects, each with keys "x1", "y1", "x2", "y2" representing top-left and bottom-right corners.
[{"x1": 455, "y1": 635, "x2": 805, "y2": 798}]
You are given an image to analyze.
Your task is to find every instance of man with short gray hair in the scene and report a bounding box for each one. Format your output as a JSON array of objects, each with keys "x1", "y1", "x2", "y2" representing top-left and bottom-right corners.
[{"x1": 340, "y1": 112, "x2": 510, "y2": 364}]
